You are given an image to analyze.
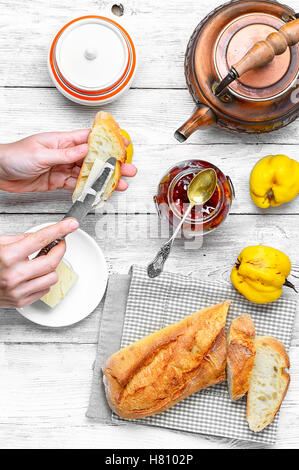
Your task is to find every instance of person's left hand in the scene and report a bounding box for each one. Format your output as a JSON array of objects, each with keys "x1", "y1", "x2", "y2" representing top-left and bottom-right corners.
[{"x1": 0, "y1": 130, "x2": 137, "y2": 193}]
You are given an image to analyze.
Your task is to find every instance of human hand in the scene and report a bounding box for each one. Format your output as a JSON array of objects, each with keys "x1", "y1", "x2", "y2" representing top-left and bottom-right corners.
[
  {"x1": 0, "y1": 130, "x2": 137, "y2": 193},
  {"x1": 0, "y1": 218, "x2": 79, "y2": 308}
]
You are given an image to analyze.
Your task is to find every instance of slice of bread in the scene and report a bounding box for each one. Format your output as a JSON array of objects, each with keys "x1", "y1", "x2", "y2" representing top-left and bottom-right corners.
[
  {"x1": 72, "y1": 111, "x2": 126, "y2": 205},
  {"x1": 227, "y1": 314, "x2": 256, "y2": 401},
  {"x1": 246, "y1": 336, "x2": 290, "y2": 432}
]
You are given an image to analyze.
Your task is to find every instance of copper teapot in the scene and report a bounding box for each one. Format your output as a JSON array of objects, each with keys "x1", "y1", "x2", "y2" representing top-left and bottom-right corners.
[{"x1": 175, "y1": 0, "x2": 299, "y2": 141}]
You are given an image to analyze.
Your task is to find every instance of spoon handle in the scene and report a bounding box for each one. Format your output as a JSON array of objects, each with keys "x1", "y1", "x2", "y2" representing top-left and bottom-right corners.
[
  {"x1": 147, "y1": 237, "x2": 175, "y2": 278},
  {"x1": 147, "y1": 204, "x2": 193, "y2": 278}
]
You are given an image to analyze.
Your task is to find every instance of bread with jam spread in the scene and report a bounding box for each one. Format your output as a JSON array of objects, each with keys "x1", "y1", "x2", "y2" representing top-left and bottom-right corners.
[{"x1": 103, "y1": 301, "x2": 231, "y2": 419}]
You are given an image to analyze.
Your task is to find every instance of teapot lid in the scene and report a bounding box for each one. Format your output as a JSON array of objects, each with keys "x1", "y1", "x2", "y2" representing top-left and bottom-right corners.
[
  {"x1": 48, "y1": 16, "x2": 136, "y2": 103},
  {"x1": 214, "y1": 13, "x2": 299, "y2": 101}
]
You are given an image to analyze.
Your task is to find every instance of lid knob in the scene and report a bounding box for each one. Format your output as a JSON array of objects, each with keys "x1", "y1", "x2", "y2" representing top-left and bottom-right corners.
[
  {"x1": 214, "y1": 17, "x2": 299, "y2": 96},
  {"x1": 84, "y1": 47, "x2": 98, "y2": 61}
]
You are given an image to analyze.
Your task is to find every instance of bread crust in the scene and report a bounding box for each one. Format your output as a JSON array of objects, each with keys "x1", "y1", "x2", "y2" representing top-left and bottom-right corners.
[
  {"x1": 246, "y1": 336, "x2": 290, "y2": 432},
  {"x1": 72, "y1": 111, "x2": 126, "y2": 203},
  {"x1": 103, "y1": 301, "x2": 231, "y2": 419},
  {"x1": 227, "y1": 314, "x2": 256, "y2": 401},
  {"x1": 253, "y1": 336, "x2": 290, "y2": 369}
]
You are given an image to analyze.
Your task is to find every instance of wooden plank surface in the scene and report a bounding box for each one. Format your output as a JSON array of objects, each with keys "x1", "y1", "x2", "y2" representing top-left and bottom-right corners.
[
  {"x1": 0, "y1": 343, "x2": 298, "y2": 449},
  {"x1": 0, "y1": 0, "x2": 236, "y2": 89},
  {"x1": 0, "y1": 0, "x2": 299, "y2": 450},
  {"x1": 2, "y1": 88, "x2": 299, "y2": 145},
  {"x1": 1, "y1": 88, "x2": 299, "y2": 214},
  {"x1": 0, "y1": 213, "x2": 298, "y2": 344},
  {"x1": 2, "y1": 143, "x2": 299, "y2": 215}
]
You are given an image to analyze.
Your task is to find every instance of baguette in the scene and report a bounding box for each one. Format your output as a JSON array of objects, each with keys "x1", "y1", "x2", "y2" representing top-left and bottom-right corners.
[
  {"x1": 72, "y1": 112, "x2": 126, "y2": 205},
  {"x1": 103, "y1": 301, "x2": 231, "y2": 419},
  {"x1": 227, "y1": 315, "x2": 255, "y2": 401},
  {"x1": 246, "y1": 336, "x2": 290, "y2": 432}
]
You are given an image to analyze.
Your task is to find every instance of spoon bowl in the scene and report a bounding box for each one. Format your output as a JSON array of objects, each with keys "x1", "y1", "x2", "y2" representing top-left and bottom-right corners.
[{"x1": 187, "y1": 168, "x2": 217, "y2": 206}]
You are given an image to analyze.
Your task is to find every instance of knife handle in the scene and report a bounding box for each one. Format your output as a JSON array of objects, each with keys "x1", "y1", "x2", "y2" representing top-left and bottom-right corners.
[
  {"x1": 34, "y1": 197, "x2": 94, "y2": 258},
  {"x1": 34, "y1": 160, "x2": 114, "y2": 259},
  {"x1": 34, "y1": 213, "x2": 76, "y2": 259},
  {"x1": 35, "y1": 238, "x2": 63, "y2": 258}
]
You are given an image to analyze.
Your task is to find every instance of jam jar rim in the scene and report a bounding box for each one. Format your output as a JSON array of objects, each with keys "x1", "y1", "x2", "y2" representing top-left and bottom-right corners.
[
  {"x1": 154, "y1": 158, "x2": 218, "y2": 201},
  {"x1": 167, "y1": 167, "x2": 224, "y2": 225},
  {"x1": 163, "y1": 159, "x2": 228, "y2": 226},
  {"x1": 153, "y1": 159, "x2": 233, "y2": 237}
]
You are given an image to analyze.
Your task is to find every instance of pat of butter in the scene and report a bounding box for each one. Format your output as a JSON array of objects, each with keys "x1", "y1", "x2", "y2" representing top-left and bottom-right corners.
[
  {"x1": 41, "y1": 261, "x2": 78, "y2": 308},
  {"x1": 77, "y1": 159, "x2": 105, "y2": 202},
  {"x1": 85, "y1": 158, "x2": 105, "y2": 189}
]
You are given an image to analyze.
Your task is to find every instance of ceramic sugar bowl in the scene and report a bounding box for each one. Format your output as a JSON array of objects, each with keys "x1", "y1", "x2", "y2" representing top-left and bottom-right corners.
[{"x1": 48, "y1": 15, "x2": 137, "y2": 106}]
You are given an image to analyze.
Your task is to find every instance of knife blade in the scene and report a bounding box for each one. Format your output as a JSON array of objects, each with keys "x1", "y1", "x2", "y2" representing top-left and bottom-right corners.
[{"x1": 35, "y1": 157, "x2": 117, "y2": 258}]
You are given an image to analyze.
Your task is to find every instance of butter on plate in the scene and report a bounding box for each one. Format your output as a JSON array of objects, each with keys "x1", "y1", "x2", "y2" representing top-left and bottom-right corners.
[{"x1": 41, "y1": 260, "x2": 78, "y2": 308}]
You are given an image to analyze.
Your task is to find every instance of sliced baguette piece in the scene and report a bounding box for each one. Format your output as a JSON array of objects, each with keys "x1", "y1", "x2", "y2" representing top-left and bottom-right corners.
[
  {"x1": 247, "y1": 336, "x2": 290, "y2": 432},
  {"x1": 103, "y1": 301, "x2": 231, "y2": 419},
  {"x1": 72, "y1": 111, "x2": 126, "y2": 205},
  {"x1": 227, "y1": 314, "x2": 256, "y2": 401}
]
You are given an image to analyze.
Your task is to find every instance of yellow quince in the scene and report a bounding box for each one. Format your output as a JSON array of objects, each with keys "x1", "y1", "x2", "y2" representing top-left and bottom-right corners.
[
  {"x1": 231, "y1": 246, "x2": 297, "y2": 304},
  {"x1": 120, "y1": 129, "x2": 133, "y2": 163},
  {"x1": 250, "y1": 154, "x2": 299, "y2": 208}
]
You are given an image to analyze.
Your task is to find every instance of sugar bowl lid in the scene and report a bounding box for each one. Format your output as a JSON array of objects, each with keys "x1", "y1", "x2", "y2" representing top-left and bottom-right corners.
[{"x1": 48, "y1": 15, "x2": 136, "y2": 104}]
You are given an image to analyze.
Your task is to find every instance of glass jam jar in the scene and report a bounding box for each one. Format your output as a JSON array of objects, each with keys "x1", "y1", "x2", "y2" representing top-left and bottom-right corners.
[{"x1": 154, "y1": 160, "x2": 234, "y2": 237}]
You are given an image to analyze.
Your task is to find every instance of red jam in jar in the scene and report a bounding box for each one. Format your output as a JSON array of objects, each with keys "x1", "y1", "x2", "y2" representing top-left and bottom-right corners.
[
  {"x1": 172, "y1": 173, "x2": 221, "y2": 220},
  {"x1": 154, "y1": 160, "x2": 234, "y2": 236}
]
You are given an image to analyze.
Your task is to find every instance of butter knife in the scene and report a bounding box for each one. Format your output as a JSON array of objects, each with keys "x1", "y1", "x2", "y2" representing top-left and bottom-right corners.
[{"x1": 35, "y1": 157, "x2": 116, "y2": 258}]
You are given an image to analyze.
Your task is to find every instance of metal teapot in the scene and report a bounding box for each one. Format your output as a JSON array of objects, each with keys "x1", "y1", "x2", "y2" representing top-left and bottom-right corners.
[{"x1": 175, "y1": 0, "x2": 299, "y2": 141}]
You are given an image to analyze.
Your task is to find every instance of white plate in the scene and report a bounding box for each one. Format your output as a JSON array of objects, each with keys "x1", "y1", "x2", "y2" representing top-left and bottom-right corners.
[{"x1": 16, "y1": 223, "x2": 108, "y2": 328}]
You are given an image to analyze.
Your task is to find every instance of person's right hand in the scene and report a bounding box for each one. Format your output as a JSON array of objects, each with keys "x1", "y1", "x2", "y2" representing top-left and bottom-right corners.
[{"x1": 0, "y1": 218, "x2": 79, "y2": 308}]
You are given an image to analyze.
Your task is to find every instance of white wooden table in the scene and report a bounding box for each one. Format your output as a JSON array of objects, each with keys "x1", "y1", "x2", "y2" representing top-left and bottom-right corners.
[{"x1": 0, "y1": 0, "x2": 299, "y2": 449}]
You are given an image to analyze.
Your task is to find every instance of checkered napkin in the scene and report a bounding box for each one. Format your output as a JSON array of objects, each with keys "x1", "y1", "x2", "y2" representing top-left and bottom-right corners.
[{"x1": 88, "y1": 265, "x2": 297, "y2": 445}]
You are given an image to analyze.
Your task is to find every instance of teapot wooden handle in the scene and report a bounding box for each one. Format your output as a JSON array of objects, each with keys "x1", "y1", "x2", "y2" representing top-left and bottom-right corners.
[{"x1": 234, "y1": 18, "x2": 299, "y2": 77}]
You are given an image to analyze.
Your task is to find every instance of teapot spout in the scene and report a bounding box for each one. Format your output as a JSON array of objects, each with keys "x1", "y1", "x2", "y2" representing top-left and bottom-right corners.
[{"x1": 174, "y1": 105, "x2": 216, "y2": 142}]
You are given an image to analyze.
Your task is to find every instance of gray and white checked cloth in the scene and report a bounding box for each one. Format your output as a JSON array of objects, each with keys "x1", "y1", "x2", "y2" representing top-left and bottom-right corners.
[{"x1": 87, "y1": 265, "x2": 297, "y2": 445}]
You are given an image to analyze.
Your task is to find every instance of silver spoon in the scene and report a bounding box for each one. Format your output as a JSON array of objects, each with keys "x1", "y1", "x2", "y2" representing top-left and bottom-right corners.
[{"x1": 147, "y1": 169, "x2": 217, "y2": 278}]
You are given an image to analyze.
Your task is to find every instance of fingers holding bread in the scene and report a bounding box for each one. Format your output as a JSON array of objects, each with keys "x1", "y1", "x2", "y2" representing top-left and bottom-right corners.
[
  {"x1": 227, "y1": 314, "x2": 256, "y2": 401},
  {"x1": 72, "y1": 111, "x2": 126, "y2": 204}
]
